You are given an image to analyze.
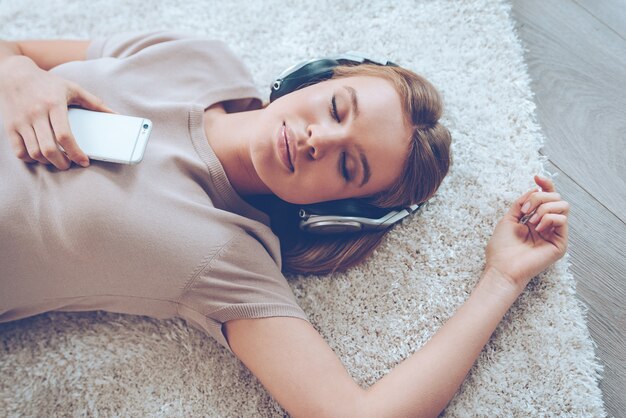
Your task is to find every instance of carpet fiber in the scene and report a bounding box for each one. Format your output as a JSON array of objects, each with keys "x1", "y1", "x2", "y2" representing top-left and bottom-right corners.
[{"x1": 0, "y1": 0, "x2": 606, "y2": 416}]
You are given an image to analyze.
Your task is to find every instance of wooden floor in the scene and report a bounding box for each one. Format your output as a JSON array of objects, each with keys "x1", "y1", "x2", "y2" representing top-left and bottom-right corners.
[{"x1": 511, "y1": 1, "x2": 626, "y2": 417}]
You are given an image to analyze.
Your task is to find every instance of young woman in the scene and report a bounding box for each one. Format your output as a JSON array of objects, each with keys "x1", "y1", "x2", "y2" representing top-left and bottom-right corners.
[{"x1": 0, "y1": 31, "x2": 569, "y2": 417}]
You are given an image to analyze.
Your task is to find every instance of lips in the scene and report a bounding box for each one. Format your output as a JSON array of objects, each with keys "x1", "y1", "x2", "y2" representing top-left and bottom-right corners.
[{"x1": 277, "y1": 121, "x2": 295, "y2": 172}]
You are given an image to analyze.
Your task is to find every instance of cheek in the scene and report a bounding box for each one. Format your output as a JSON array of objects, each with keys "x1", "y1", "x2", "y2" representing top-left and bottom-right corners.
[
  {"x1": 248, "y1": 136, "x2": 276, "y2": 185},
  {"x1": 290, "y1": 167, "x2": 346, "y2": 203},
  {"x1": 251, "y1": 147, "x2": 279, "y2": 189},
  {"x1": 271, "y1": 170, "x2": 340, "y2": 204}
]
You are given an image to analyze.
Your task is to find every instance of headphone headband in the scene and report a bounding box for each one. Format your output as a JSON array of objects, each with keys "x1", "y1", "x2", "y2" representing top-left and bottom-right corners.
[{"x1": 270, "y1": 52, "x2": 397, "y2": 102}]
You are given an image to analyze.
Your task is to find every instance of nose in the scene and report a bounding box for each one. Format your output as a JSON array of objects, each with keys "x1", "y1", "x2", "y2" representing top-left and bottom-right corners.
[{"x1": 305, "y1": 124, "x2": 345, "y2": 160}]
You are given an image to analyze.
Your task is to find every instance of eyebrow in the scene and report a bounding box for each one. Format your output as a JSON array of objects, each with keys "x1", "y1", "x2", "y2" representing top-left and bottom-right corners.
[
  {"x1": 342, "y1": 145, "x2": 370, "y2": 187},
  {"x1": 343, "y1": 85, "x2": 360, "y2": 119},
  {"x1": 357, "y1": 146, "x2": 371, "y2": 187}
]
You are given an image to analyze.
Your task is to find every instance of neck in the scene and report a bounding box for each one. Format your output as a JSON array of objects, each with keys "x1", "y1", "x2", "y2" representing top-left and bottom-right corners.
[{"x1": 203, "y1": 107, "x2": 271, "y2": 196}]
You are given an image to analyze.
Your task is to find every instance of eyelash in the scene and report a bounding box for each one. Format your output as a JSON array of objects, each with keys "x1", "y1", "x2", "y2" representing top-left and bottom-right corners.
[
  {"x1": 330, "y1": 95, "x2": 350, "y2": 181},
  {"x1": 341, "y1": 152, "x2": 351, "y2": 182},
  {"x1": 330, "y1": 95, "x2": 340, "y2": 122}
]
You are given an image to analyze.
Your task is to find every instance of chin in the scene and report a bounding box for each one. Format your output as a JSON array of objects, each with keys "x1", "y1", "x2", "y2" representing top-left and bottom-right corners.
[
  {"x1": 271, "y1": 189, "x2": 317, "y2": 205},
  {"x1": 273, "y1": 192, "x2": 306, "y2": 205}
]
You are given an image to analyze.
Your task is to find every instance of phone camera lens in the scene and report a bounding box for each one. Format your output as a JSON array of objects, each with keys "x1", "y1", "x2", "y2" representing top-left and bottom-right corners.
[{"x1": 143, "y1": 124, "x2": 149, "y2": 129}]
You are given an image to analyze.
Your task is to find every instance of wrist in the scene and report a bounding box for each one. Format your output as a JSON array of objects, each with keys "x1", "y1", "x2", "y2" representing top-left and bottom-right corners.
[
  {"x1": 475, "y1": 266, "x2": 523, "y2": 303},
  {"x1": 0, "y1": 54, "x2": 33, "y2": 66},
  {"x1": 0, "y1": 39, "x2": 20, "y2": 61},
  {"x1": 0, "y1": 55, "x2": 38, "y2": 81}
]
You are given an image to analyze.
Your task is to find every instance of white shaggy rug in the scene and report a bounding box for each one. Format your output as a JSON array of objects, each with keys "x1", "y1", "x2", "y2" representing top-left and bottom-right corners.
[{"x1": 0, "y1": 0, "x2": 606, "y2": 416}]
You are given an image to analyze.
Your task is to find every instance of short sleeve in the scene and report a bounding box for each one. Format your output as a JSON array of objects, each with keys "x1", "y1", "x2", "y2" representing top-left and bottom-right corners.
[
  {"x1": 78, "y1": 30, "x2": 264, "y2": 111},
  {"x1": 87, "y1": 30, "x2": 200, "y2": 60},
  {"x1": 177, "y1": 232, "x2": 310, "y2": 353}
]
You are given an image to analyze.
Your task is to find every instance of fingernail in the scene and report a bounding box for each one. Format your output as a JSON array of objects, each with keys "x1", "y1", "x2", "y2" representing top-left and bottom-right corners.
[
  {"x1": 529, "y1": 213, "x2": 538, "y2": 223},
  {"x1": 80, "y1": 160, "x2": 90, "y2": 167},
  {"x1": 522, "y1": 201, "x2": 531, "y2": 213}
]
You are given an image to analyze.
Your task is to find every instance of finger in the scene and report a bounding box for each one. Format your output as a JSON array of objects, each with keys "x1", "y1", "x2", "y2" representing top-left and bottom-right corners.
[
  {"x1": 507, "y1": 187, "x2": 540, "y2": 219},
  {"x1": 18, "y1": 125, "x2": 49, "y2": 165},
  {"x1": 33, "y1": 115, "x2": 71, "y2": 170},
  {"x1": 49, "y1": 105, "x2": 90, "y2": 167},
  {"x1": 520, "y1": 191, "x2": 563, "y2": 215},
  {"x1": 7, "y1": 130, "x2": 37, "y2": 163},
  {"x1": 68, "y1": 84, "x2": 115, "y2": 114},
  {"x1": 535, "y1": 213, "x2": 568, "y2": 237},
  {"x1": 526, "y1": 201, "x2": 571, "y2": 225},
  {"x1": 534, "y1": 174, "x2": 555, "y2": 193}
]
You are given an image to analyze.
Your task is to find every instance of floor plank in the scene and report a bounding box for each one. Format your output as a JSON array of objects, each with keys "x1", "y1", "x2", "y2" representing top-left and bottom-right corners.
[
  {"x1": 575, "y1": 0, "x2": 626, "y2": 40},
  {"x1": 545, "y1": 161, "x2": 626, "y2": 417},
  {"x1": 513, "y1": 0, "x2": 626, "y2": 223},
  {"x1": 511, "y1": 1, "x2": 626, "y2": 416}
]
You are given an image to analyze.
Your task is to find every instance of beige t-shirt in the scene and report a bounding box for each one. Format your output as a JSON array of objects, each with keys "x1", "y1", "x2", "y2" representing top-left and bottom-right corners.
[{"x1": 0, "y1": 31, "x2": 310, "y2": 353}]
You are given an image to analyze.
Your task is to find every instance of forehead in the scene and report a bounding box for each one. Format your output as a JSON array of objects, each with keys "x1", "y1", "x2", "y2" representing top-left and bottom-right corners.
[
  {"x1": 328, "y1": 76, "x2": 411, "y2": 194},
  {"x1": 327, "y1": 75, "x2": 409, "y2": 135}
]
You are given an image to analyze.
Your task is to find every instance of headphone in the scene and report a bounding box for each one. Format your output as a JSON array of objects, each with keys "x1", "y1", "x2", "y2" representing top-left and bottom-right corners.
[{"x1": 269, "y1": 52, "x2": 425, "y2": 234}]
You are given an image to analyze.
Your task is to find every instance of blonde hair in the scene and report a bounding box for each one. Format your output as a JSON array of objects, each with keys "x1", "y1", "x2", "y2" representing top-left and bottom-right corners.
[{"x1": 252, "y1": 64, "x2": 452, "y2": 275}]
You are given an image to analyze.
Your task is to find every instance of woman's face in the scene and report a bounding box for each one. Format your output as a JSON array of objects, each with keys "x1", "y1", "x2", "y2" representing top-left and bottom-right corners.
[{"x1": 250, "y1": 75, "x2": 411, "y2": 204}]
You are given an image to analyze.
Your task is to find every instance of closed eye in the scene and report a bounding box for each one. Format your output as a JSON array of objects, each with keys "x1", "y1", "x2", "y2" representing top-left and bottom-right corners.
[
  {"x1": 330, "y1": 95, "x2": 340, "y2": 122},
  {"x1": 341, "y1": 152, "x2": 351, "y2": 182}
]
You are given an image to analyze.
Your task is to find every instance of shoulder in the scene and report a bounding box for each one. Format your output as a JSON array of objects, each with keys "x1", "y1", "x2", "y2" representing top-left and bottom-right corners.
[
  {"x1": 178, "y1": 228, "x2": 309, "y2": 352},
  {"x1": 78, "y1": 30, "x2": 261, "y2": 105}
]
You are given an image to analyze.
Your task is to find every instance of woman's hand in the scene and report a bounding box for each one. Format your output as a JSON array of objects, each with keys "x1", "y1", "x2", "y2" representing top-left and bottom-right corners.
[
  {"x1": 0, "y1": 55, "x2": 114, "y2": 170},
  {"x1": 485, "y1": 175, "x2": 570, "y2": 293}
]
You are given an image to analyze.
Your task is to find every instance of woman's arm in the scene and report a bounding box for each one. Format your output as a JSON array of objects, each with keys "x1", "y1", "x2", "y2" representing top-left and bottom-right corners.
[
  {"x1": 226, "y1": 268, "x2": 519, "y2": 418},
  {"x1": 362, "y1": 267, "x2": 520, "y2": 417},
  {"x1": 0, "y1": 39, "x2": 90, "y2": 70},
  {"x1": 225, "y1": 175, "x2": 569, "y2": 417}
]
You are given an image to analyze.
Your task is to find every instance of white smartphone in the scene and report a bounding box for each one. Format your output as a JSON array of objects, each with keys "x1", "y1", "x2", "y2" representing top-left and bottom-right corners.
[{"x1": 66, "y1": 107, "x2": 152, "y2": 164}]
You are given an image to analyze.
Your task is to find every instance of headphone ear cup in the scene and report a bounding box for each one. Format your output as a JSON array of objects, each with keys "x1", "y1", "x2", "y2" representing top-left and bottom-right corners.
[
  {"x1": 298, "y1": 201, "x2": 424, "y2": 234},
  {"x1": 270, "y1": 58, "x2": 341, "y2": 102},
  {"x1": 300, "y1": 218, "x2": 364, "y2": 234}
]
